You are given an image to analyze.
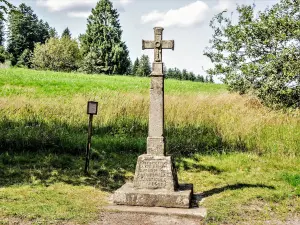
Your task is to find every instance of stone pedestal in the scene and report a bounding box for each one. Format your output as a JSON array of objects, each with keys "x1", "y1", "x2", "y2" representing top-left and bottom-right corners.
[
  {"x1": 113, "y1": 155, "x2": 193, "y2": 208},
  {"x1": 134, "y1": 155, "x2": 178, "y2": 190},
  {"x1": 113, "y1": 183, "x2": 193, "y2": 208}
]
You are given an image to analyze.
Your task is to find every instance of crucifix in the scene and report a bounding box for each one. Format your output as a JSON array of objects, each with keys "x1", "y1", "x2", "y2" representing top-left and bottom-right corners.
[
  {"x1": 142, "y1": 27, "x2": 175, "y2": 156},
  {"x1": 142, "y1": 27, "x2": 174, "y2": 63},
  {"x1": 114, "y1": 27, "x2": 193, "y2": 208}
]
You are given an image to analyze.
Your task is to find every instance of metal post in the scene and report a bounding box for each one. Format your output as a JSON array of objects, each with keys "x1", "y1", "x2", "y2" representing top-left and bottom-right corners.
[{"x1": 85, "y1": 114, "x2": 93, "y2": 174}]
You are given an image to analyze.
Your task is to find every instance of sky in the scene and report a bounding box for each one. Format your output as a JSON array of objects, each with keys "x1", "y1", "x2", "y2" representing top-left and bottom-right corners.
[{"x1": 10, "y1": 0, "x2": 280, "y2": 77}]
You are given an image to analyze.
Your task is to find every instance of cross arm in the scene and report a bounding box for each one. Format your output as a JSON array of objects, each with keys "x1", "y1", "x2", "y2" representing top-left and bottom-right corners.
[
  {"x1": 142, "y1": 40, "x2": 155, "y2": 50},
  {"x1": 162, "y1": 40, "x2": 175, "y2": 50}
]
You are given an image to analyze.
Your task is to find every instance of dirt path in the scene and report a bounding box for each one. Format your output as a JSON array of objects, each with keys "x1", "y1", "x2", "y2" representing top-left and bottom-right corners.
[{"x1": 95, "y1": 212, "x2": 202, "y2": 225}]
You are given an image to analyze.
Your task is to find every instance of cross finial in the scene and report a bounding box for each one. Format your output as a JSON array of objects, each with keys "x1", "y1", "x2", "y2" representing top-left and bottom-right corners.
[{"x1": 142, "y1": 27, "x2": 175, "y2": 63}]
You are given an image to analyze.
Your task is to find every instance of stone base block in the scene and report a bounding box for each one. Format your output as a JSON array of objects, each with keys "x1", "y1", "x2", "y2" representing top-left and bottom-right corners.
[
  {"x1": 133, "y1": 154, "x2": 178, "y2": 190},
  {"x1": 113, "y1": 183, "x2": 193, "y2": 208}
]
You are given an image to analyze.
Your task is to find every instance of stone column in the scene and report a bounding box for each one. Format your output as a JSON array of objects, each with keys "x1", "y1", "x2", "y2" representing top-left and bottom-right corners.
[{"x1": 147, "y1": 62, "x2": 165, "y2": 156}]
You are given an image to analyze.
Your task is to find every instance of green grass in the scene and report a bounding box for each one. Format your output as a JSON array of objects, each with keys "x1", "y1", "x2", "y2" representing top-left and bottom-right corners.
[
  {"x1": 0, "y1": 68, "x2": 226, "y2": 97},
  {"x1": 179, "y1": 153, "x2": 300, "y2": 224},
  {"x1": 0, "y1": 68, "x2": 299, "y2": 224},
  {"x1": 0, "y1": 183, "x2": 107, "y2": 224}
]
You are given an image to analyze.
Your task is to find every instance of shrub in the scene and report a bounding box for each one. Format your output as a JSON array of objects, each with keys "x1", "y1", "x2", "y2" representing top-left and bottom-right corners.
[
  {"x1": 0, "y1": 46, "x2": 8, "y2": 63},
  {"x1": 16, "y1": 49, "x2": 33, "y2": 68},
  {"x1": 32, "y1": 37, "x2": 82, "y2": 72}
]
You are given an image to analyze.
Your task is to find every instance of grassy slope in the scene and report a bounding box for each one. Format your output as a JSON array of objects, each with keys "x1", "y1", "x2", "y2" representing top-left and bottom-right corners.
[{"x1": 0, "y1": 68, "x2": 299, "y2": 224}]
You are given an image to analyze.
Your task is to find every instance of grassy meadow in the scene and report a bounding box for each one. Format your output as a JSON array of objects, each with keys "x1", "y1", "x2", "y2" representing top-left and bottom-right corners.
[{"x1": 0, "y1": 68, "x2": 299, "y2": 224}]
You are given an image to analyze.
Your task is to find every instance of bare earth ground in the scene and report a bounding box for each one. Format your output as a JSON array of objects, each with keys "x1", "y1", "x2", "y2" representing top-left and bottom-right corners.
[
  {"x1": 96, "y1": 212, "x2": 201, "y2": 225},
  {"x1": 0, "y1": 213, "x2": 201, "y2": 225},
  {"x1": 2, "y1": 214, "x2": 300, "y2": 225}
]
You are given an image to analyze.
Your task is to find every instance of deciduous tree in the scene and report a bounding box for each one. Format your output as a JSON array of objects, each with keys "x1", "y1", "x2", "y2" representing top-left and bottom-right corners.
[
  {"x1": 32, "y1": 37, "x2": 82, "y2": 72},
  {"x1": 204, "y1": 0, "x2": 300, "y2": 108},
  {"x1": 136, "y1": 54, "x2": 151, "y2": 76}
]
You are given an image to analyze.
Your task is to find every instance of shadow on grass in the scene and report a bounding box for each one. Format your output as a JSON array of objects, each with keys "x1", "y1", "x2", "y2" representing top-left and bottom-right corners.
[
  {"x1": 195, "y1": 183, "x2": 275, "y2": 199},
  {"x1": 0, "y1": 118, "x2": 250, "y2": 191},
  {"x1": 178, "y1": 159, "x2": 223, "y2": 174}
]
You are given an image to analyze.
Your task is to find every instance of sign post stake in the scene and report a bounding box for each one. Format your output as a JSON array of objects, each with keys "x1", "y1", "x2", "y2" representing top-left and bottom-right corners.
[{"x1": 85, "y1": 101, "x2": 98, "y2": 174}]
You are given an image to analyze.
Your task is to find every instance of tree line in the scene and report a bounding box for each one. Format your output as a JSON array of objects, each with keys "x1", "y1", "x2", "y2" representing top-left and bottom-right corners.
[
  {"x1": 0, "y1": 0, "x2": 298, "y2": 108},
  {"x1": 0, "y1": 1, "x2": 131, "y2": 74},
  {"x1": 0, "y1": 1, "x2": 211, "y2": 83},
  {"x1": 131, "y1": 55, "x2": 213, "y2": 82}
]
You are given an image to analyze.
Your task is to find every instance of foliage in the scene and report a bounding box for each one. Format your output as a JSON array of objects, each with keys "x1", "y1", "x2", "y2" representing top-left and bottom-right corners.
[
  {"x1": 61, "y1": 27, "x2": 71, "y2": 39},
  {"x1": 0, "y1": 19, "x2": 4, "y2": 46},
  {"x1": 0, "y1": 45, "x2": 8, "y2": 63},
  {"x1": 31, "y1": 37, "x2": 82, "y2": 72},
  {"x1": 7, "y1": 3, "x2": 52, "y2": 65},
  {"x1": 132, "y1": 57, "x2": 139, "y2": 76},
  {"x1": 0, "y1": 0, "x2": 15, "y2": 21},
  {"x1": 49, "y1": 27, "x2": 58, "y2": 38},
  {"x1": 16, "y1": 48, "x2": 32, "y2": 68},
  {"x1": 195, "y1": 75, "x2": 205, "y2": 83},
  {"x1": 165, "y1": 67, "x2": 207, "y2": 82},
  {"x1": 136, "y1": 54, "x2": 151, "y2": 76},
  {"x1": 80, "y1": 0, "x2": 130, "y2": 75},
  {"x1": 204, "y1": 0, "x2": 300, "y2": 108}
]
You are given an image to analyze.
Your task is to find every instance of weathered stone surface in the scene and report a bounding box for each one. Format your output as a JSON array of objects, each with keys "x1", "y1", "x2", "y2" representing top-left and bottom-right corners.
[
  {"x1": 148, "y1": 75, "x2": 164, "y2": 146},
  {"x1": 133, "y1": 154, "x2": 178, "y2": 190},
  {"x1": 147, "y1": 137, "x2": 165, "y2": 156},
  {"x1": 112, "y1": 27, "x2": 193, "y2": 209},
  {"x1": 142, "y1": 27, "x2": 175, "y2": 63},
  {"x1": 113, "y1": 183, "x2": 193, "y2": 208},
  {"x1": 152, "y1": 62, "x2": 163, "y2": 76}
]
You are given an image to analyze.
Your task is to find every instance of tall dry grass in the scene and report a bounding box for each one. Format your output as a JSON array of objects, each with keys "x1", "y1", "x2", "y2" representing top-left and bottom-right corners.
[{"x1": 1, "y1": 91, "x2": 299, "y2": 156}]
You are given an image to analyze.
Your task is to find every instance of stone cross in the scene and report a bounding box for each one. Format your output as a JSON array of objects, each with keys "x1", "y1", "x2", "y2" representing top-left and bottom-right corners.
[
  {"x1": 142, "y1": 27, "x2": 174, "y2": 156},
  {"x1": 114, "y1": 27, "x2": 193, "y2": 208}
]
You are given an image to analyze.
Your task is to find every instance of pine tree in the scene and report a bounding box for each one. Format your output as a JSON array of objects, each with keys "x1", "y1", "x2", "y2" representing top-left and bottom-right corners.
[
  {"x1": 7, "y1": 3, "x2": 52, "y2": 65},
  {"x1": 37, "y1": 20, "x2": 51, "y2": 43},
  {"x1": 80, "y1": 0, "x2": 130, "y2": 75},
  {"x1": 188, "y1": 71, "x2": 196, "y2": 81},
  {"x1": 0, "y1": 20, "x2": 4, "y2": 46},
  {"x1": 195, "y1": 75, "x2": 205, "y2": 82},
  {"x1": 205, "y1": 76, "x2": 209, "y2": 83},
  {"x1": 49, "y1": 27, "x2": 58, "y2": 38},
  {"x1": 182, "y1": 69, "x2": 188, "y2": 80},
  {"x1": 173, "y1": 68, "x2": 182, "y2": 80},
  {"x1": 126, "y1": 59, "x2": 132, "y2": 75},
  {"x1": 132, "y1": 57, "x2": 139, "y2": 76},
  {"x1": 136, "y1": 54, "x2": 151, "y2": 77},
  {"x1": 0, "y1": 0, "x2": 15, "y2": 21},
  {"x1": 62, "y1": 27, "x2": 71, "y2": 39}
]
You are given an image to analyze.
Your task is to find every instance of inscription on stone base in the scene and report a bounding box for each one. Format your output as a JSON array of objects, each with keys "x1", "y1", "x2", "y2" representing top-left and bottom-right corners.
[{"x1": 133, "y1": 155, "x2": 178, "y2": 191}]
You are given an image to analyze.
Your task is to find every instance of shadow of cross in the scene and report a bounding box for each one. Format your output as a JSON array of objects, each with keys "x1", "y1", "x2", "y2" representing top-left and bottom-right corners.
[{"x1": 142, "y1": 27, "x2": 175, "y2": 156}]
